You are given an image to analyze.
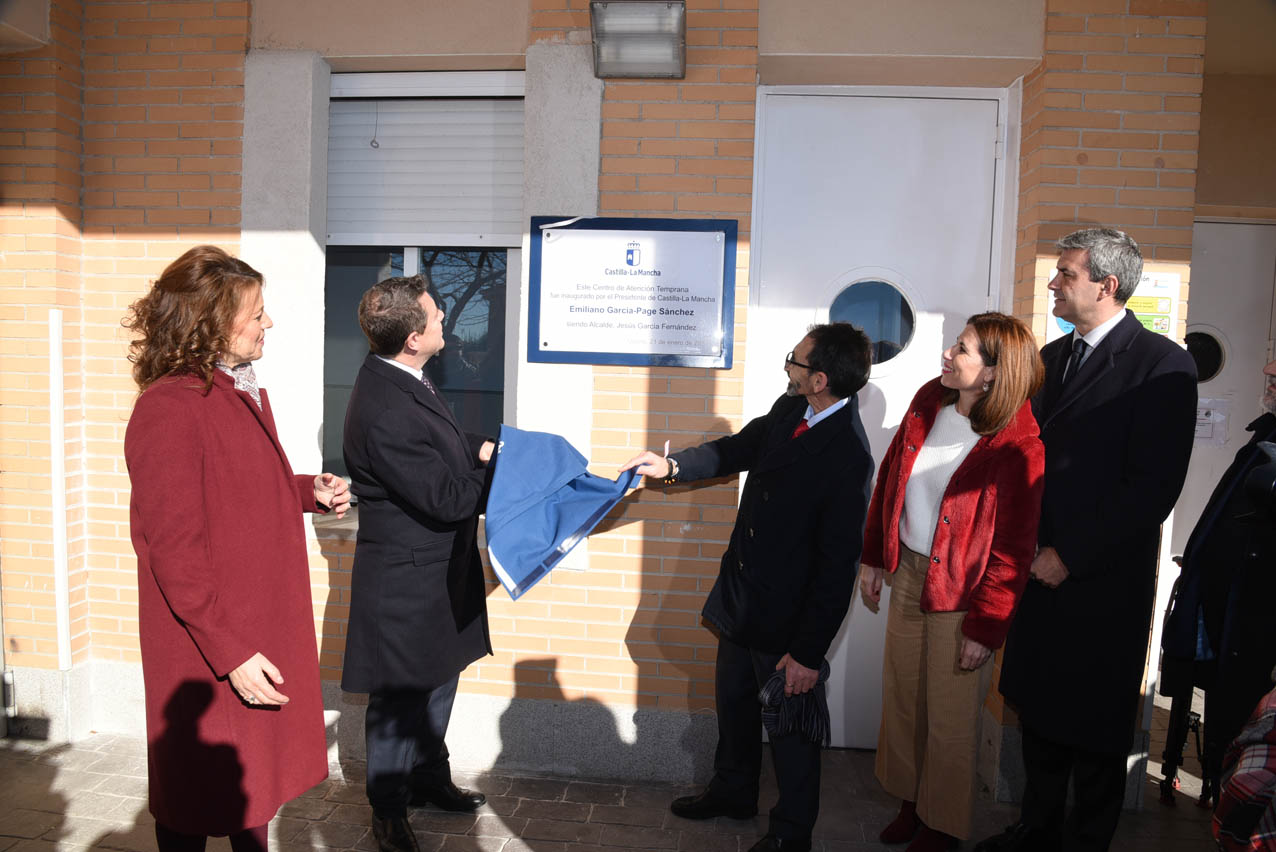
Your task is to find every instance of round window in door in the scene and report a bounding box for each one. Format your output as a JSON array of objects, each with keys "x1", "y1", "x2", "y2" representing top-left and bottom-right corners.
[
  {"x1": 1185, "y1": 330, "x2": 1225, "y2": 383},
  {"x1": 828, "y1": 280, "x2": 915, "y2": 365}
]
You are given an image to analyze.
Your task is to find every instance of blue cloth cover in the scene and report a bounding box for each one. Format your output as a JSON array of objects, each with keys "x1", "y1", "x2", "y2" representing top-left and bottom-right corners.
[{"x1": 485, "y1": 425, "x2": 639, "y2": 600}]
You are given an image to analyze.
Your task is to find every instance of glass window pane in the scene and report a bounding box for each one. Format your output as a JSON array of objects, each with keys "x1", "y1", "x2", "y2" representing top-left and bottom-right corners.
[
  {"x1": 324, "y1": 248, "x2": 402, "y2": 476},
  {"x1": 421, "y1": 249, "x2": 507, "y2": 438},
  {"x1": 828, "y1": 280, "x2": 914, "y2": 365},
  {"x1": 1186, "y1": 330, "x2": 1224, "y2": 383},
  {"x1": 323, "y1": 247, "x2": 507, "y2": 478}
]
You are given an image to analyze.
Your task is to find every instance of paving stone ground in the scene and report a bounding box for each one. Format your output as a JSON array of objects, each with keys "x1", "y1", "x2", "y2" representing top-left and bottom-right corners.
[{"x1": 0, "y1": 722, "x2": 1214, "y2": 852}]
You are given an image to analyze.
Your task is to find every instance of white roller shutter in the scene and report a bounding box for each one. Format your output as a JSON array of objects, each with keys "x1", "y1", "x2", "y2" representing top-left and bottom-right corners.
[{"x1": 327, "y1": 96, "x2": 525, "y2": 247}]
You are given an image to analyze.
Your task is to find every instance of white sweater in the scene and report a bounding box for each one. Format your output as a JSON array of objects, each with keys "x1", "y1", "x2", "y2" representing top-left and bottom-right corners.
[{"x1": 899, "y1": 404, "x2": 981, "y2": 556}]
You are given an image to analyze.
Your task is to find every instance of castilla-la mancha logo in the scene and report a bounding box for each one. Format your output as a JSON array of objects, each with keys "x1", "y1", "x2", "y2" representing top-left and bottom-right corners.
[{"x1": 625, "y1": 241, "x2": 642, "y2": 267}]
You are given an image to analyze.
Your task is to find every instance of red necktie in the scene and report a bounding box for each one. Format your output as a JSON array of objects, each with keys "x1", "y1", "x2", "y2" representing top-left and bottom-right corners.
[{"x1": 791, "y1": 418, "x2": 810, "y2": 439}]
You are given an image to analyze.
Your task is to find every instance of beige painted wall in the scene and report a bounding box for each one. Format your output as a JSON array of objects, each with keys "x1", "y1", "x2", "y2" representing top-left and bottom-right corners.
[
  {"x1": 0, "y1": 0, "x2": 50, "y2": 53},
  {"x1": 758, "y1": 0, "x2": 1044, "y2": 86},
  {"x1": 1197, "y1": 74, "x2": 1276, "y2": 217},
  {"x1": 252, "y1": 0, "x2": 529, "y2": 71},
  {"x1": 1205, "y1": 0, "x2": 1276, "y2": 76}
]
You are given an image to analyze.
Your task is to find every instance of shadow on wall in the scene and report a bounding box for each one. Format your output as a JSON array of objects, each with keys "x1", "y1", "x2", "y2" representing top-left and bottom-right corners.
[
  {"x1": 495, "y1": 658, "x2": 644, "y2": 778},
  {"x1": 609, "y1": 408, "x2": 740, "y2": 734},
  {"x1": 603, "y1": 410, "x2": 739, "y2": 786},
  {"x1": 314, "y1": 518, "x2": 366, "y2": 772},
  {"x1": 315, "y1": 523, "x2": 356, "y2": 688},
  {"x1": 488, "y1": 647, "x2": 716, "y2": 783},
  {"x1": 461, "y1": 405, "x2": 738, "y2": 788}
]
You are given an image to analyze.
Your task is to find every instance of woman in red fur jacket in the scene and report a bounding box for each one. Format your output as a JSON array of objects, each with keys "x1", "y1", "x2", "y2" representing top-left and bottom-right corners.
[{"x1": 860, "y1": 312, "x2": 1045, "y2": 852}]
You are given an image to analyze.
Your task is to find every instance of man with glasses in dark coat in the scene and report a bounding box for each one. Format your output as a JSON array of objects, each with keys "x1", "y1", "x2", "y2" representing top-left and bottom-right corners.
[{"x1": 622, "y1": 322, "x2": 876, "y2": 852}]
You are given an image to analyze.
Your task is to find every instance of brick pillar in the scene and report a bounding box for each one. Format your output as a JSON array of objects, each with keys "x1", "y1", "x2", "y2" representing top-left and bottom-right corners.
[
  {"x1": 78, "y1": 0, "x2": 248, "y2": 664},
  {"x1": 0, "y1": 0, "x2": 250, "y2": 683},
  {"x1": 991, "y1": 0, "x2": 1205, "y2": 799},
  {"x1": 507, "y1": 0, "x2": 756, "y2": 712},
  {"x1": 591, "y1": 1, "x2": 758, "y2": 712},
  {"x1": 0, "y1": 0, "x2": 85, "y2": 673},
  {"x1": 1014, "y1": 0, "x2": 1205, "y2": 337}
]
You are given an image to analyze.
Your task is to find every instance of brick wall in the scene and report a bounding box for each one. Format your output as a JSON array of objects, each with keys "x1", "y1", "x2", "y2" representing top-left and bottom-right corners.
[
  {"x1": 529, "y1": 0, "x2": 589, "y2": 43},
  {"x1": 3, "y1": 0, "x2": 1210, "y2": 736},
  {"x1": 460, "y1": 0, "x2": 759, "y2": 711},
  {"x1": 993, "y1": 0, "x2": 1206, "y2": 722},
  {"x1": 1013, "y1": 0, "x2": 1205, "y2": 333},
  {"x1": 0, "y1": 0, "x2": 249, "y2": 670},
  {"x1": 0, "y1": 0, "x2": 85, "y2": 669},
  {"x1": 79, "y1": 0, "x2": 249, "y2": 664}
]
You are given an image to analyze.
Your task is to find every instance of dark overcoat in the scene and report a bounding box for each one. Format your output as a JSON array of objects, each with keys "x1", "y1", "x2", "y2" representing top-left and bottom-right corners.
[
  {"x1": 341, "y1": 354, "x2": 492, "y2": 692},
  {"x1": 126, "y1": 371, "x2": 328, "y2": 834},
  {"x1": 999, "y1": 309, "x2": 1197, "y2": 755},
  {"x1": 1162, "y1": 413, "x2": 1276, "y2": 747},
  {"x1": 671, "y1": 393, "x2": 875, "y2": 669}
]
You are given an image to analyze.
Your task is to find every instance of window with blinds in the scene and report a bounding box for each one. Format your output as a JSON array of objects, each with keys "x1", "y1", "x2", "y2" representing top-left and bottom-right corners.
[
  {"x1": 323, "y1": 77, "x2": 523, "y2": 472},
  {"x1": 326, "y1": 97, "x2": 525, "y2": 248}
]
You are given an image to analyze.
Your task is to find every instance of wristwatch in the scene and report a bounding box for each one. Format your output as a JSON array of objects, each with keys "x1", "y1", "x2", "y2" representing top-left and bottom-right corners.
[{"x1": 663, "y1": 456, "x2": 680, "y2": 484}]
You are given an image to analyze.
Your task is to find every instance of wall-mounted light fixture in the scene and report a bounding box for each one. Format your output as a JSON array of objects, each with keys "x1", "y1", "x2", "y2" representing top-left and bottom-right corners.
[{"x1": 590, "y1": 1, "x2": 687, "y2": 79}]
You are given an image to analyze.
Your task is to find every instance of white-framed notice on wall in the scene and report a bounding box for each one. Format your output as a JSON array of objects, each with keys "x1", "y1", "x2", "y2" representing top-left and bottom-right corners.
[{"x1": 528, "y1": 216, "x2": 737, "y2": 368}]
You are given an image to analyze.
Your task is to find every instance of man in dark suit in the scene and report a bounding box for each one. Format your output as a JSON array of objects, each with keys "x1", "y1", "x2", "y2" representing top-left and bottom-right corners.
[
  {"x1": 1161, "y1": 358, "x2": 1276, "y2": 807},
  {"x1": 977, "y1": 228, "x2": 1198, "y2": 852},
  {"x1": 622, "y1": 323, "x2": 876, "y2": 852},
  {"x1": 341, "y1": 275, "x2": 495, "y2": 852}
]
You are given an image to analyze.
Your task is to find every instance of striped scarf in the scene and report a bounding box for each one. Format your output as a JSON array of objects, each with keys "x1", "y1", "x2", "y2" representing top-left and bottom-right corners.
[{"x1": 759, "y1": 658, "x2": 832, "y2": 746}]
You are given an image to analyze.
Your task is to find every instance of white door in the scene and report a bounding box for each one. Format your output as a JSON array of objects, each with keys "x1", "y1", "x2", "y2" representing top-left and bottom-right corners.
[
  {"x1": 748, "y1": 90, "x2": 1007, "y2": 748},
  {"x1": 1172, "y1": 222, "x2": 1276, "y2": 553}
]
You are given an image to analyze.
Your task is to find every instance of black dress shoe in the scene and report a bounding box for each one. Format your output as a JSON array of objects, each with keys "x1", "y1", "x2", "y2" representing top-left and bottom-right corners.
[
  {"x1": 408, "y1": 779, "x2": 486, "y2": 811},
  {"x1": 670, "y1": 788, "x2": 758, "y2": 820},
  {"x1": 747, "y1": 834, "x2": 811, "y2": 852},
  {"x1": 972, "y1": 822, "x2": 1061, "y2": 852},
  {"x1": 371, "y1": 814, "x2": 420, "y2": 852}
]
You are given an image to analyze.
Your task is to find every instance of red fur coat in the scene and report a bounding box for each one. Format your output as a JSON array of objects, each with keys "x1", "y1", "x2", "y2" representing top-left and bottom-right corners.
[{"x1": 862, "y1": 378, "x2": 1044, "y2": 648}]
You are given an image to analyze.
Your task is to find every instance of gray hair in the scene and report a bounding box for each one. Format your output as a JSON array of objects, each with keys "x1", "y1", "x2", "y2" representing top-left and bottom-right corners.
[{"x1": 1056, "y1": 227, "x2": 1143, "y2": 303}]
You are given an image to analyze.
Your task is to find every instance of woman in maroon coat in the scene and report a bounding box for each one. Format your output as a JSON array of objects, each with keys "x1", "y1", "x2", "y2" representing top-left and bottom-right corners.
[
  {"x1": 124, "y1": 246, "x2": 350, "y2": 851},
  {"x1": 859, "y1": 313, "x2": 1045, "y2": 852}
]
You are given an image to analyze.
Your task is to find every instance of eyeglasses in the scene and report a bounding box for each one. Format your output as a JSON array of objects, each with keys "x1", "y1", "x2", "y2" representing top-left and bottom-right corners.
[{"x1": 785, "y1": 351, "x2": 814, "y2": 371}]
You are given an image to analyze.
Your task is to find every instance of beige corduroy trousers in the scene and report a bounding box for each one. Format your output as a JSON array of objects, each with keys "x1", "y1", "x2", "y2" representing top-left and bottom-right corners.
[{"x1": 873, "y1": 544, "x2": 994, "y2": 840}]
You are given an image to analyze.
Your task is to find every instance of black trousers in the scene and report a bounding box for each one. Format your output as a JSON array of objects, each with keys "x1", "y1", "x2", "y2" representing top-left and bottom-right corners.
[
  {"x1": 1020, "y1": 725, "x2": 1126, "y2": 852},
  {"x1": 365, "y1": 677, "x2": 459, "y2": 816},
  {"x1": 710, "y1": 634, "x2": 821, "y2": 842},
  {"x1": 154, "y1": 823, "x2": 268, "y2": 852}
]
